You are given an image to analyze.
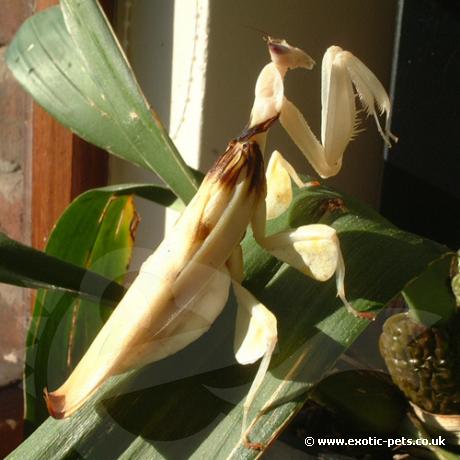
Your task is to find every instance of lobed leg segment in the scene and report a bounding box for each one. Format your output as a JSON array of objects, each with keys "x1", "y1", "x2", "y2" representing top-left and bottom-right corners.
[{"x1": 255, "y1": 181, "x2": 370, "y2": 319}]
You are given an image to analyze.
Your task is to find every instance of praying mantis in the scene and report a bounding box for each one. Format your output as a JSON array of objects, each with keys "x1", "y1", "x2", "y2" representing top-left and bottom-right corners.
[{"x1": 45, "y1": 36, "x2": 396, "y2": 449}]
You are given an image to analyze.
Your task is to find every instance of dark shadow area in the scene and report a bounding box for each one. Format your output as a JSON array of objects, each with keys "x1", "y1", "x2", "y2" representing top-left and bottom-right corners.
[
  {"x1": 381, "y1": 164, "x2": 459, "y2": 249},
  {"x1": 381, "y1": 0, "x2": 460, "y2": 249}
]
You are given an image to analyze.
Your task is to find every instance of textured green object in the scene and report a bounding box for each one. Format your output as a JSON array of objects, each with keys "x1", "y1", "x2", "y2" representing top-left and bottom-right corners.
[
  {"x1": 310, "y1": 370, "x2": 407, "y2": 435},
  {"x1": 380, "y1": 312, "x2": 460, "y2": 414},
  {"x1": 6, "y1": 2, "x2": 198, "y2": 203},
  {"x1": 7, "y1": 181, "x2": 449, "y2": 459}
]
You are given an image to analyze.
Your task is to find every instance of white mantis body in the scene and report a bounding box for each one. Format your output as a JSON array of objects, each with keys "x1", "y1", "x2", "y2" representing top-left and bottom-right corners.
[{"x1": 45, "y1": 37, "x2": 396, "y2": 449}]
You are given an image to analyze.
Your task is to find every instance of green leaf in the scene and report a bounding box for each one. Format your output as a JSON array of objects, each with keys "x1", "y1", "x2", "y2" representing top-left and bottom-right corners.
[
  {"x1": 92, "y1": 183, "x2": 184, "y2": 212},
  {"x1": 0, "y1": 231, "x2": 124, "y2": 304},
  {"x1": 24, "y1": 187, "x2": 139, "y2": 431},
  {"x1": 6, "y1": 2, "x2": 198, "y2": 203},
  {"x1": 403, "y1": 256, "x2": 457, "y2": 326},
  {"x1": 8, "y1": 182, "x2": 450, "y2": 459}
]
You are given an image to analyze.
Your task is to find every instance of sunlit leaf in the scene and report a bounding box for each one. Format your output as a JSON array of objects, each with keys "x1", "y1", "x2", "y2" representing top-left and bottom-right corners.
[{"x1": 6, "y1": 2, "x2": 198, "y2": 203}]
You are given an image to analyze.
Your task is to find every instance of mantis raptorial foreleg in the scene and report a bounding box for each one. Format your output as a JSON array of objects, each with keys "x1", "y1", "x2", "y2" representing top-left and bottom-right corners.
[{"x1": 257, "y1": 40, "x2": 397, "y2": 180}]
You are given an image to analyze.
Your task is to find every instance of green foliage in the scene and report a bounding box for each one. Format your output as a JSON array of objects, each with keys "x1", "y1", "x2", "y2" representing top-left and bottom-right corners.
[
  {"x1": 0, "y1": 231, "x2": 124, "y2": 304},
  {"x1": 6, "y1": 3, "x2": 198, "y2": 203},
  {"x1": 25, "y1": 189, "x2": 136, "y2": 430},
  {"x1": 404, "y1": 257, "x2": 458, "y2": 326}
]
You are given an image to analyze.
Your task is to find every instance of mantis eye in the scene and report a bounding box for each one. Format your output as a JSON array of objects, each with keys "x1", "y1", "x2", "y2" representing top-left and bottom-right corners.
[
  {"x1": 267, "y1": 37, "x2": 315, "y2": 70},
  {"x1": 268, "y1": 40, "x2": 289, "y2": 55}
]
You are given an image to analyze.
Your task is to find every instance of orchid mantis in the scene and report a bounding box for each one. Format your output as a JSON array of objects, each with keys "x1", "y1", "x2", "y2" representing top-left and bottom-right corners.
[{"x1": 45, "y1": 37, "x2": 396, "y2": 449}]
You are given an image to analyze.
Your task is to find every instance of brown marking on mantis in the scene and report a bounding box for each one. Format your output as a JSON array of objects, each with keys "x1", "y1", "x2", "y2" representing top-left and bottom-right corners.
[
  {"x1": 244, "y1": 141, "x2": 265, "y2": 195},
  {"x1": 237, "y1": 114, "x2": 279, "y2": 142},
  {"x1": 207, "y1": 115, "x2": 278, "y2": 193},
  {"x1": 267, "y1": 40, "x2": 290, "y2": 56},
  {"x1": 196, "y1": 220, "x2": 211, "y2": 241},
  {"x1": 206, "y1": 141, "x2": 244, "y2": 189}
]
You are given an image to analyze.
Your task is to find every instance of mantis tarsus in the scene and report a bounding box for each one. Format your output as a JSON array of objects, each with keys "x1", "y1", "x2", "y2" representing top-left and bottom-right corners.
[{"x1": 45, "y1": 37, "x2": 396, "y2": 450}]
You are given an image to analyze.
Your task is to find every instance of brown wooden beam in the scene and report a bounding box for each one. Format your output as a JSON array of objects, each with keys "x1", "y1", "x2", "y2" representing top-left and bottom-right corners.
[{"x1": 0, "y1": 0, "x2": 35, "y2": 457}]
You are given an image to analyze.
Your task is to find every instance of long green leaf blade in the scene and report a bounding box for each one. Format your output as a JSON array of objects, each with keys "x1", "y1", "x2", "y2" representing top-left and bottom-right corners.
[
  {"x1": 6, "y1": 3, "x2": 198, "y2": 203},
  {"x1": 8, "y1": 183, "x2": 450, "y2": 459},
  {"x1": 0, "y1": 231, "x2": 124, "y2": 304}
]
